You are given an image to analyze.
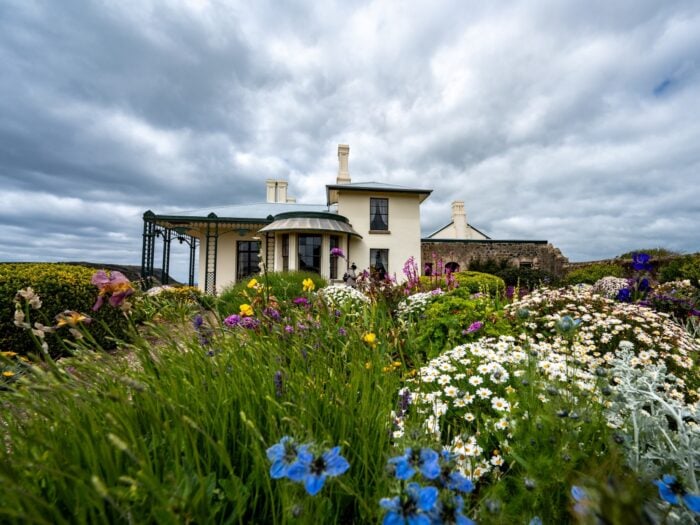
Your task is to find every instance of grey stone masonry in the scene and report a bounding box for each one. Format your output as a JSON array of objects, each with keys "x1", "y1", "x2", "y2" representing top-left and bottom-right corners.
[{"x1": 421, "y1": 240, "x2": 569, "y2": 276}]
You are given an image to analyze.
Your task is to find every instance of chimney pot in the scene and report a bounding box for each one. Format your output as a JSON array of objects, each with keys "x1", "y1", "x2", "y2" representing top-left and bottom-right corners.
[{"x1": 337, "y1": 144, "x2": 350, "y2": 184}]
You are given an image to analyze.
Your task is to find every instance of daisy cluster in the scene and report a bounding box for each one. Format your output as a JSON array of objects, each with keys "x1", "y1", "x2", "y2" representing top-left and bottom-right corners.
[
  {"x1": 395, "y1": 336, "x2": 529, "y2": 483},
  {"x1": 505, "y1": 287, "x2": 700, "y2": 399},
  {"x1": 591, "y1": 277, "x2": 630, "y2": 299},
  {"x1": 395, "y1": 289, "x2": 444, "y2": 321},
  {"x1": 318, "y1": 284, "x2": 370, "y2": 310}
]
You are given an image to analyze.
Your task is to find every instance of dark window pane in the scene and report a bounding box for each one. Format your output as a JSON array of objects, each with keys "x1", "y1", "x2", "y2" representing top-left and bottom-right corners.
[
  {"x1": 237, "y1": 241, "x2": 260, "y2": 280},
  {"x1": 370, "y1": 198, "x2": 389, "y2": 230},
  {"x1": 330, "y1": 235, "x2": 339, "y2": 279},
  {"x1": 298, "y1": 234, "x2": 322, "y2": 273},
  {"x1": 370, "y1": 249, "x2": 389, "y2": 279}
]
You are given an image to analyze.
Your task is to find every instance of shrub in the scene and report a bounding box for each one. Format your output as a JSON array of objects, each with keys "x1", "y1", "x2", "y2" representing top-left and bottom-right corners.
[
  {"x1": 491, "y1": 266, "x2": 560, "y2": 289},
  {"x1": 659, "y1": 254, "x2": 700, "y2": 286},
  {"x1": 411, "y1": 292, "x2": 510, "y2": 358},
  {"x1": 453, "y1": 271, "x2": 505, "y2": 295},
  {"x1": 216, "y1": 271, "x2": 327, "y2": 316},
  {"x1": 0, "y1": 263, "x2": 132, "y2": 356},
  {"x1": 565, "y1": 263, "x2": 624, "y2": 285},
  {"x1": 617, "y1": 248, "x2": 679, "y2": 259}
]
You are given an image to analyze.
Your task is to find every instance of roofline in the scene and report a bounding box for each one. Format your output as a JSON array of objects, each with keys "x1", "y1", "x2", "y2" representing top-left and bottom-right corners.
[
  {"x1": 326, "y1": 184, "x2": 432, "y2": 205},
  {"x1": 421, "y1": 239, "x2": 549, "y2": 245},
  {"x1": 425, "y1": 221, "x2": 492, "y2": 240},
  {"x1": 144, "y1": 212, "x2": 273, "y2": 224}
]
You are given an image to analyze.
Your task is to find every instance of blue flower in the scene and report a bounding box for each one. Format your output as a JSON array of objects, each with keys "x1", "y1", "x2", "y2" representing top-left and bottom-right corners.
[
  {"x1": 556, "y1": 315, "x2": 581, "y2": 333},
  {"x1": 388, "y1": 448, "x2": 440, "y2": 480},
  {"x1": 288, "y1": 446, "x2": 350, "y2": 496},
  {"x1": 380, "y1": 482, "x2": 439, "y2": 525},
  {"x1": 653, "y1": 475, "x2": 700, "y2": 513},
  {"x1": 429, "y1": 493, "x2": 475, "y2": 525},
  {"x1": 528, "y1": 518, "x2": 543, "y2": 525},
  {"x1": 632, "y1": 253, "x2": 652, "y2": 271},
  {"x1": 437, "y1": 451, "x2": 474, "y2": 493},
  {"x1": 265, "y1": 436, "x2": 310, "y2": 480},
  {"x1": 616, "y1": 288, "x2": 632, "y2": 302}
]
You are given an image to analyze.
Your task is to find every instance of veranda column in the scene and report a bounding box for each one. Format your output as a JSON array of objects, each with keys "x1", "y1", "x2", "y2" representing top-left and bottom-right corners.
[{"x1": 204, "y1": 213, "x2": 219, "y2": 294}]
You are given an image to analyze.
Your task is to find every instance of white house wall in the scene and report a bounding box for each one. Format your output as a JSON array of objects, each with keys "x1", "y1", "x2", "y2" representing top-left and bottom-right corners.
[{"x1": 338, "y1": 191, "x2": 422, "y2": 282}]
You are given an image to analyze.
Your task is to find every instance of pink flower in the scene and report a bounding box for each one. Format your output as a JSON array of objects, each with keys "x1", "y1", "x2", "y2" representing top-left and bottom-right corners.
[{"x1": 463, "y1": 321, "x2": 484, "y2": 335}]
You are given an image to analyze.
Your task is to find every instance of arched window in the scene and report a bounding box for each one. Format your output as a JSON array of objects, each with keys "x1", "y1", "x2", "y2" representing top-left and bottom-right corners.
[{"x1": 445, "y1": 262, "x2": 460, "y2": 273}]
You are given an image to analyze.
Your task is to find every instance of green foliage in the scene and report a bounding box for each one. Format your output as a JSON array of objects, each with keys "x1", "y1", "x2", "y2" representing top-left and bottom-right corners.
[
  {"x1": 565, "y1": 263, "x2": 624, "y2": 285},
  {"x1": 467, "y1": 259, "x2": 559, "y2": 289},
  {"x1": 658, "y1": 254, "x2": 700, "y2": 286},
  {"x1": 617, "y1": 248, "x2": 679, "y2": 259},
  {"x1": 453, "y1": 271, "x2": 506, "y2": 295},
  {"x1": 411, "y1": 291, "x2": 510, "y2": 358},
  {"x1": 0, "y1": 263, "x2": 131, "y2": 356},
  {"x1": 216, "y1": 271, "x2": 327, "y2": 316},
  {"x1": 133, "y1": 286, "x2": 205, "y2": 323}
]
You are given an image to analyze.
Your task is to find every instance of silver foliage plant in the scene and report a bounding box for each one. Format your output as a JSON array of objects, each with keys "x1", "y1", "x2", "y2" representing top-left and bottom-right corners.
[{"x1": 607, "y1": 345, "x2": 699, "y2": 492}]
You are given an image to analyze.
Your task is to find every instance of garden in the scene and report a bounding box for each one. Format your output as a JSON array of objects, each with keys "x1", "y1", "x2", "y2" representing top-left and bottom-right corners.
[{"x1": 0, "y1": 252, "x2": 699, "y2": 524}]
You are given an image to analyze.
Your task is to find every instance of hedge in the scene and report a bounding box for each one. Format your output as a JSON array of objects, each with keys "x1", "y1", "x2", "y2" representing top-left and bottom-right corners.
[{"x1": 0, "y1": 263, "x2": 132, "y2": 357}]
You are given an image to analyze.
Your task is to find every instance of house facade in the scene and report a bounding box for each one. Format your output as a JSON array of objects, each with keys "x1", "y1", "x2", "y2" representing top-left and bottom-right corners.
[{"x1": 141, "y1": 145, "x2": 431, "y2": 293}]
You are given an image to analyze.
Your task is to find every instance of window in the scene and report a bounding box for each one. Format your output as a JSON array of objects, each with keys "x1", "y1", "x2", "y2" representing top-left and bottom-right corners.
[
  {"x1": 370, "y1": 198, "x2": 389, "y2": 231},
  {"x1": 370, "y1": 249, "x2": 388, "y2": 279},
  {"x1": 445, "y1": 262, "x2": 460, "y2": 273},
  {"x1": 237, "y1": 241, "x2": 260, "y2": 280},
  {"x1": 329, "y1": 235, "x2": 340, "y2": 279},
  {"x1": 298, "y1": 234, "x2": 322, "y2": 273},
  {"x1": 281, "y1": 234, "x2": 289, "y2": 271}
]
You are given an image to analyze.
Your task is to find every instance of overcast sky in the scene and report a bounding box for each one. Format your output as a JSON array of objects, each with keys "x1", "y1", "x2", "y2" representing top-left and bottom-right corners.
[{"x1": 2, "y1": 0, "x2": 699, "y2": 282}]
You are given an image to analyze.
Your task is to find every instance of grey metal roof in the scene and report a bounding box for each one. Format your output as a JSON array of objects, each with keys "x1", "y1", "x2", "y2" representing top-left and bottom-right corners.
[
  {"x1": 326, "y1": 181, "x2": 432, "y2": 204},
  {"x1": 164, "y1": 202, "x2": 334, "y2": 220},
  {"x1": 259, "y1": 217, "x2": 362, "y2": 238}
]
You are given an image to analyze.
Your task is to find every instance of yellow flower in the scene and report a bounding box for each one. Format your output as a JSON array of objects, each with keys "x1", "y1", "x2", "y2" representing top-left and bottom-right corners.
[
  {"x1": 2, "y1": 371, "x2": 15, "y2": 377},
  {"x1": 55, "y1": 311, "x2": 89, "y2": 328},
  {"x1": 364, "y1": 362, "x2": 372, "y2": 369},
  {"x1": 302, "y1": 278, "x2": 315, "y2": 292},
  {"x1": 239, "y1": 304, "x2": 254, "y2": 317},
  {"x1": 392, "y1": 361, "x2": 402, "y2": 368},
  {"x1": 247, "y1": 278, "x2": 258, "y2": 289},
  {"x1": 362, "y1": 332, "x2": 377, "y2": 346},
  {"x1": 1, "y1": 351, "x2": 18, "y2": 358}
]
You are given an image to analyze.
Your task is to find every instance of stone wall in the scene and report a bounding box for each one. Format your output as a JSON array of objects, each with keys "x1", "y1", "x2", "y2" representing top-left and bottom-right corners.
[{"x1": 421, "y1": 240, "x2": 569, "y2": 276}]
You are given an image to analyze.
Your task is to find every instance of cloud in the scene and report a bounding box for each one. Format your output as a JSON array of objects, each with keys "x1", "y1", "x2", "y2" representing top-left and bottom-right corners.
[{"x1": 1, "y1": 0, "x2": 699, "y2": 282}]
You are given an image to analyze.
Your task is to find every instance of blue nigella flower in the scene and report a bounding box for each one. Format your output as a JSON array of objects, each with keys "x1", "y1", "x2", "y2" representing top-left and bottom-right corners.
[
  {"x1": 266, "y1": 436, "x2": 310, "y2": 480},
  {"x1": 380, "y1": 482, "x2": 439, "y2": 525},
  {"x1": 556, "y1": 315, "x2": 581, "y2": 333},
  {"x1": 388, "y1": 448, "x2": 441, "y2": 480},
  {"x1": 288, "y1": 446, "x2": 350, "y2": 496},
  {"x1": 429, "y1": 493, "x2": 475, "y2": 525},
  {"x1": 653, "y1": 474, "x2": 700, "y2": 514},
  {"x1": 632, "y1": 253, "x2": 652, "y2": 271},
  {"x1": 438, "y1": 451, "x2": 474, "y2": 493}
]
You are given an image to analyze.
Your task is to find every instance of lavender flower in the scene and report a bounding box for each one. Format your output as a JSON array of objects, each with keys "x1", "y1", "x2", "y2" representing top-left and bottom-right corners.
[
  {"x1": 274, "y1": 370, "x2": 284, "y2": 397},
  {"x1": 224, "y1": 314, "x2": 241, "y2": 327},
  {"x1": 330, "y1": 247, "x2": 345, "y2": 258}
]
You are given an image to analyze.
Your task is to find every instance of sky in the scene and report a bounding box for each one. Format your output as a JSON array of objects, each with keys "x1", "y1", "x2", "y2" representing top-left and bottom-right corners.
[{"x1": 2, "y1": 0, "x2": 699, "y2": 283}]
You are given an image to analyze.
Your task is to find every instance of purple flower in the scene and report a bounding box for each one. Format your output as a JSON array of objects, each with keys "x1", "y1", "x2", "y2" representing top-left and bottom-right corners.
[
  {"x1": 224, "y1": 314, "x2": 241, "y2": 327},
  {"x1": 293, "y1": 297, "x2": 310, "y2": 307},
  {"x1": 192, "y1": 314, "x2": 204, "y2": 330},
  {"x1": 263, "y1": 307, "x2": 281, "y2": 321},
  {"x1": 330, "y1": 247, "x2": 345, "y2": 258},
  {"x1": 616, "y1": 288, "x2": 632, "y2": 302},
  {"x1": 632, "y1": 252, "x2": 652, "y2": 271},
  {"x1": 338, "y1": 327, "x2": 347, "y2": 336},
  {"x1": 239, "y1": 317, "x2": 260, "y2": 329},
  {"x1": 284, "y1": 324, "x2": 294, "y2": 333},
  {"x1": 464, "y1": 321, "x2": 484, "y2": 334},
  {"x1": 274, "y1": 370, "x2": 284, "y2": 397}
]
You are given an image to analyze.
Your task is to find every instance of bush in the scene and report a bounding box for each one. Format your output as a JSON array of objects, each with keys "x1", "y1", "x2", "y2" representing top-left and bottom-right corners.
[
  {"x1": 565, "y1": 263, "x2": 624, "y2": 285},
  {"x1": 453, "y1": 271, "x2": 506, "y2": 295},
  {"x1": 411, "y1": 292, "x2": 510, "y2": 358},
  {"x1": 659, "y1": 254, "x2": 700, "y2": 286},
  {"x1": 216, "y1": 271, "x2": 327, "y2": 316},
  {"x1": 0, "y1": 263, "x2": 132, "y2": 356},
  {"x1": 491, "y1": 266, "x2": 559, "y2": 289}
]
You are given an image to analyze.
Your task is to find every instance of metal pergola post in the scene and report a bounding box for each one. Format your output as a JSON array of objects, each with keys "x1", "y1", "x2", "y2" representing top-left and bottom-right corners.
[
  {"x1": 160, "y1": 227, "x2": 172, "y2": 285},
  {"x1": 141, "y1": 211, "x2": 157, "y2": 290},
  {"x1": 204, "y1": 213, "x2": 219, "y2": 295}
]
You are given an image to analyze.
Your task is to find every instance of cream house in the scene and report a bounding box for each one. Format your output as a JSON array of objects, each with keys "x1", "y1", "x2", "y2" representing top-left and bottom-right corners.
[{"x1": 141, "y1": 145, "x2": 432, "y2": 293}]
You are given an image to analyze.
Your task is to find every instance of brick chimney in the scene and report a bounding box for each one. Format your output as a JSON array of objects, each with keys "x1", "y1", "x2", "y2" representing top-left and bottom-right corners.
[
  {"x1": 451, "y1": 201, "x2": 468, "y2": 238},
  {"x1": 337, "y1": 144, "x2": 350, "y2": 184}
]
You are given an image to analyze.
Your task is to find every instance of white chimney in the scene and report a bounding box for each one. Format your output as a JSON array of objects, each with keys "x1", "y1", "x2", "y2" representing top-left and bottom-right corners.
[
  {"x1": 451, "y1": 201, "x2": 468, "y2": 239},
  {"x1": 337, "y1": 144, "x2": 350, "y2": 184},
  {"x1": 265, "y1": 180, "x2": 289, "y2": 203}
]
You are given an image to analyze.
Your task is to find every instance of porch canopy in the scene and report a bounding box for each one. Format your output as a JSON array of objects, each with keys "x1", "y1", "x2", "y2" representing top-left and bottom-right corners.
[{"x1": 258, "y1": 211, "x2": 362, "y2": 238}]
